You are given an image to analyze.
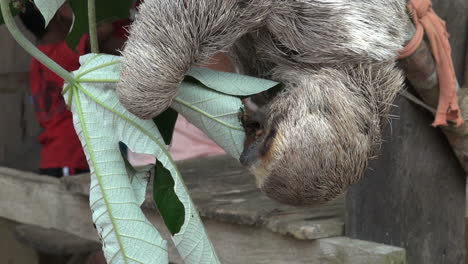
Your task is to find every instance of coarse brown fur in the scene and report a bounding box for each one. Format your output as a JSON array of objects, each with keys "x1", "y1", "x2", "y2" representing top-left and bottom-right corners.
[{"x1": 118, "y1": 0, "x2": 412, "y2": 206}]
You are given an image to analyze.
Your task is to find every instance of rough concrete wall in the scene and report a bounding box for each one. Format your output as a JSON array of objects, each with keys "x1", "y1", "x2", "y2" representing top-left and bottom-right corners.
[
  {"x1": 0, "y1": 18, "x2": 41, "y2": 172},
  {"x1": 0, "y1": 18, "x2": 42, "y2": 264},
  {"x1": 0, "y1": 218, "x2": 38, "y2": 264}
]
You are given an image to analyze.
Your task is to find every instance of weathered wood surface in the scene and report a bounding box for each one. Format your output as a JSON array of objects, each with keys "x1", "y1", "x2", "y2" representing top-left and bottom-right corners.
[
  {"x1": 59, "y1": 155, "x2": 346, "y2": 240},
  {"x1": 346, "y1": 95, "x2": 466, "y2": 264},
  {"x1": 431, "y1": 0, "x2": 467, "y2": 82},
  {"x1": 0, "y1": 156, "x2": 406, "y2": 263},
  {"x1": 397, "y1": 3, "x2": 468, "y2": 262},
  {"x1": 398, "y1": 0, "x2": 468, "y2": 175},
  {"x1": 62, "y1": 155, "x2": 345, "y2": 240}
]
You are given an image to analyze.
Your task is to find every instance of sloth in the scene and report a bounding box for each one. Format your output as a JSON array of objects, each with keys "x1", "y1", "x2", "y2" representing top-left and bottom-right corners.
[{"x1": 117, "y1": 0, "x2": 413, "y2": 206}]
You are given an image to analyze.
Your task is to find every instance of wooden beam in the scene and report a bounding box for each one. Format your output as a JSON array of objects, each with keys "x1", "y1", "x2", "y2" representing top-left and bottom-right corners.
[
  {"x1": 346, "y1": 95, "x2": 465, "y2": 264},
  {"x1": 397, "y1": 5, "x2": 468, "y2": 261}
]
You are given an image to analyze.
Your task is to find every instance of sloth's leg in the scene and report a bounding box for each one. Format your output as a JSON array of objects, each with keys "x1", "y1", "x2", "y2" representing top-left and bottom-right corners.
[
  {"x1": 118, "y1": 0, "x2": 270, "y2": 119},
  {"x1": 240, "y1": 63, "x2": 405, "y2": 206},
  {"x1": 257, "y1": 0, "x2": 412, "y2": 67}
]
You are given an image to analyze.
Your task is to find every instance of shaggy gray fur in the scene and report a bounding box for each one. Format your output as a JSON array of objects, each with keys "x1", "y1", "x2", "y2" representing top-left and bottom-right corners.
[
  {"x1": 118, "y1": 0, "x2": 412, "y2": 205},
  {"x1": 257, "y1": 63, "x2": 404, "y2": 205},
  {"x1": 118, "y1": 0, "x2": 271, "y2": 119}
]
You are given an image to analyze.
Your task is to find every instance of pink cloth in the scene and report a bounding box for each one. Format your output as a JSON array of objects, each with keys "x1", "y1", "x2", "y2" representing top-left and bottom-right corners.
[
  {"x1": 127, "y1": 116, "x2": 225, "y2": 167},
  {"x1": 170, "y1": 116, "x2": 226, "y2": 160}
]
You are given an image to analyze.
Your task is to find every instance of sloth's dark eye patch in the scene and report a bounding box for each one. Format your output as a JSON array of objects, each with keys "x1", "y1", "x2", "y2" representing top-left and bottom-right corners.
[{"x1": 260, "y1": 129, "x2": 277, "y2": 157}]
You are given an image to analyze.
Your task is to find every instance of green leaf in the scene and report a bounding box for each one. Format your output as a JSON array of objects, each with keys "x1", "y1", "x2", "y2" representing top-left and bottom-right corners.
[
  {"x1": 171, "y1": 80, "x2": 246, "y2": 158},
  {"x1": 154, "y1": 160, "x2": 185, "y2": 235},
  {"x1": 152, "y1": 108, "x2": 178, "y2": 212},
  {"x1": 0, "y1": 1, "x2": 20, "y2": 25},
  {"x1": 66, "y1": 54, "x2": 220, "y2": 264},
  {"x1": 153, "y1": 110, "x2": 181, "y2": 235},
  {"x1": 187, "y1": 67, "x2": 279, "y2": 96},
  {"x1": 175, "y1": 68, "x2": 278, "y2": 158},
  {"x1": 34, "y1": 0, "x2": 65, "y2": 26},
  {"x1": 67, "y1": 0, "x2": 132, "y2": 49},
  {"x1": 153, "y1": 108, "x2": 178, "y2": 145}
]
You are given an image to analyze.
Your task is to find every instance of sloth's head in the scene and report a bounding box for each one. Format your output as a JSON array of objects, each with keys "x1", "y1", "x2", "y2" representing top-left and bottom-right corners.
[{"x1": 240, "y1": 64, "x2": 402, "y2": 206}]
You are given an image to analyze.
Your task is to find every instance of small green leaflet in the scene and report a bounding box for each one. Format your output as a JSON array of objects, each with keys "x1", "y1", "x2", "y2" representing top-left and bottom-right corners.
[
  {"x1": 187, "y1": 67, "x2": 279, "y2": 96},
  {"x1": 34, "y1": 0, "x2": 65, "y2": 26},
  {"x1": 65, "y1": 54, "x2": 221, "y2": 264}
]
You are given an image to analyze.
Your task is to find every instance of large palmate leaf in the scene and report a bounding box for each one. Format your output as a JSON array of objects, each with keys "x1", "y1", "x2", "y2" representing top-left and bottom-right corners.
[
  {"x1": 65, "y1": 54, "x2": 220, "y2": 264},
  {"x1": 34, "y1": 0, "x2": 66, "y2": 26}
]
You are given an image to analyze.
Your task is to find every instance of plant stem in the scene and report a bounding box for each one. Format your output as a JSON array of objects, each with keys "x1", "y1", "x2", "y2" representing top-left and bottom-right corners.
[
  {"x1": 0, "y1": 0, "x2": 75, "y2": 85},
  {"x1": 88, "y1": 0, "x2": 99, "y2": 53}
]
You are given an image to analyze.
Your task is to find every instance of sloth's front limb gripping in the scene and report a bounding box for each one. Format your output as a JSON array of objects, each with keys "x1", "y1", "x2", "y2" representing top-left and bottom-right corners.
[{"x1": 117, "y1": 0, "x2": 269, "y2": 119}]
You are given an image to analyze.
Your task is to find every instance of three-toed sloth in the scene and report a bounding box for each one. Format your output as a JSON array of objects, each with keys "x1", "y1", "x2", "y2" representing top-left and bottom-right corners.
[{"x1": 117, "y1": 0, "x2": 413, "y2": 206}]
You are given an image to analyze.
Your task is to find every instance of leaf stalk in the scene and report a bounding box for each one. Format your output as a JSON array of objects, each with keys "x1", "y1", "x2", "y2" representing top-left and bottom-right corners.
[{"x1": 87, "y1": 0, "x2": 99, "y2": 53}]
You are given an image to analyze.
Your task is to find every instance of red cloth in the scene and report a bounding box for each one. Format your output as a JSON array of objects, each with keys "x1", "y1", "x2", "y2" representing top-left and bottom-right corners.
[
  {"x1": 112, "y1": 19, "x2": 131, "y2": 39},
  {"x1": 29, "y1": 35, "x2": 89, "y2": 171}
]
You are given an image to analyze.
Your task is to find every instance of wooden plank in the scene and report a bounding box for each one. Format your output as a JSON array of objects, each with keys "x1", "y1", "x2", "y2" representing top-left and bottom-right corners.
[
  {"x1": 0, "y1": 165, "x2": 406, "y2": 264},
  {"x1": 346, "y1": 95, "x2": 466, "y2": 264},
  {"x1": 174, "y1": 156, "x2": 345, "y2": 240},
  {"x1": 63, "y1": 155, "x2": 345, "y2": 240},
  {"x1": 1, "y1": 155, "x2": 346, "y2": 241}
]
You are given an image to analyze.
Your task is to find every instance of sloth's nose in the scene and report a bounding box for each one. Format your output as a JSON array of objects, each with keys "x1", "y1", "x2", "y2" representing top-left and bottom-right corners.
[{"x1": 239, "y1": 139, "x2": 261, "y2": 167}]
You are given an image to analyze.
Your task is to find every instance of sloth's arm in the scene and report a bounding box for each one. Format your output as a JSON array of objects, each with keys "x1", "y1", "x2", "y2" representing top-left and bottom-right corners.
[{"x1": 117, "y1": 0, "x2": 266, "y2": 119}]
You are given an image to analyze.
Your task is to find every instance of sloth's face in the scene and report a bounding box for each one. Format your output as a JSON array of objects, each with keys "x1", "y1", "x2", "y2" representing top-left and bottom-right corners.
[{"x1": 239, "y1": 88, "x2": 369, "y2": 207}]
